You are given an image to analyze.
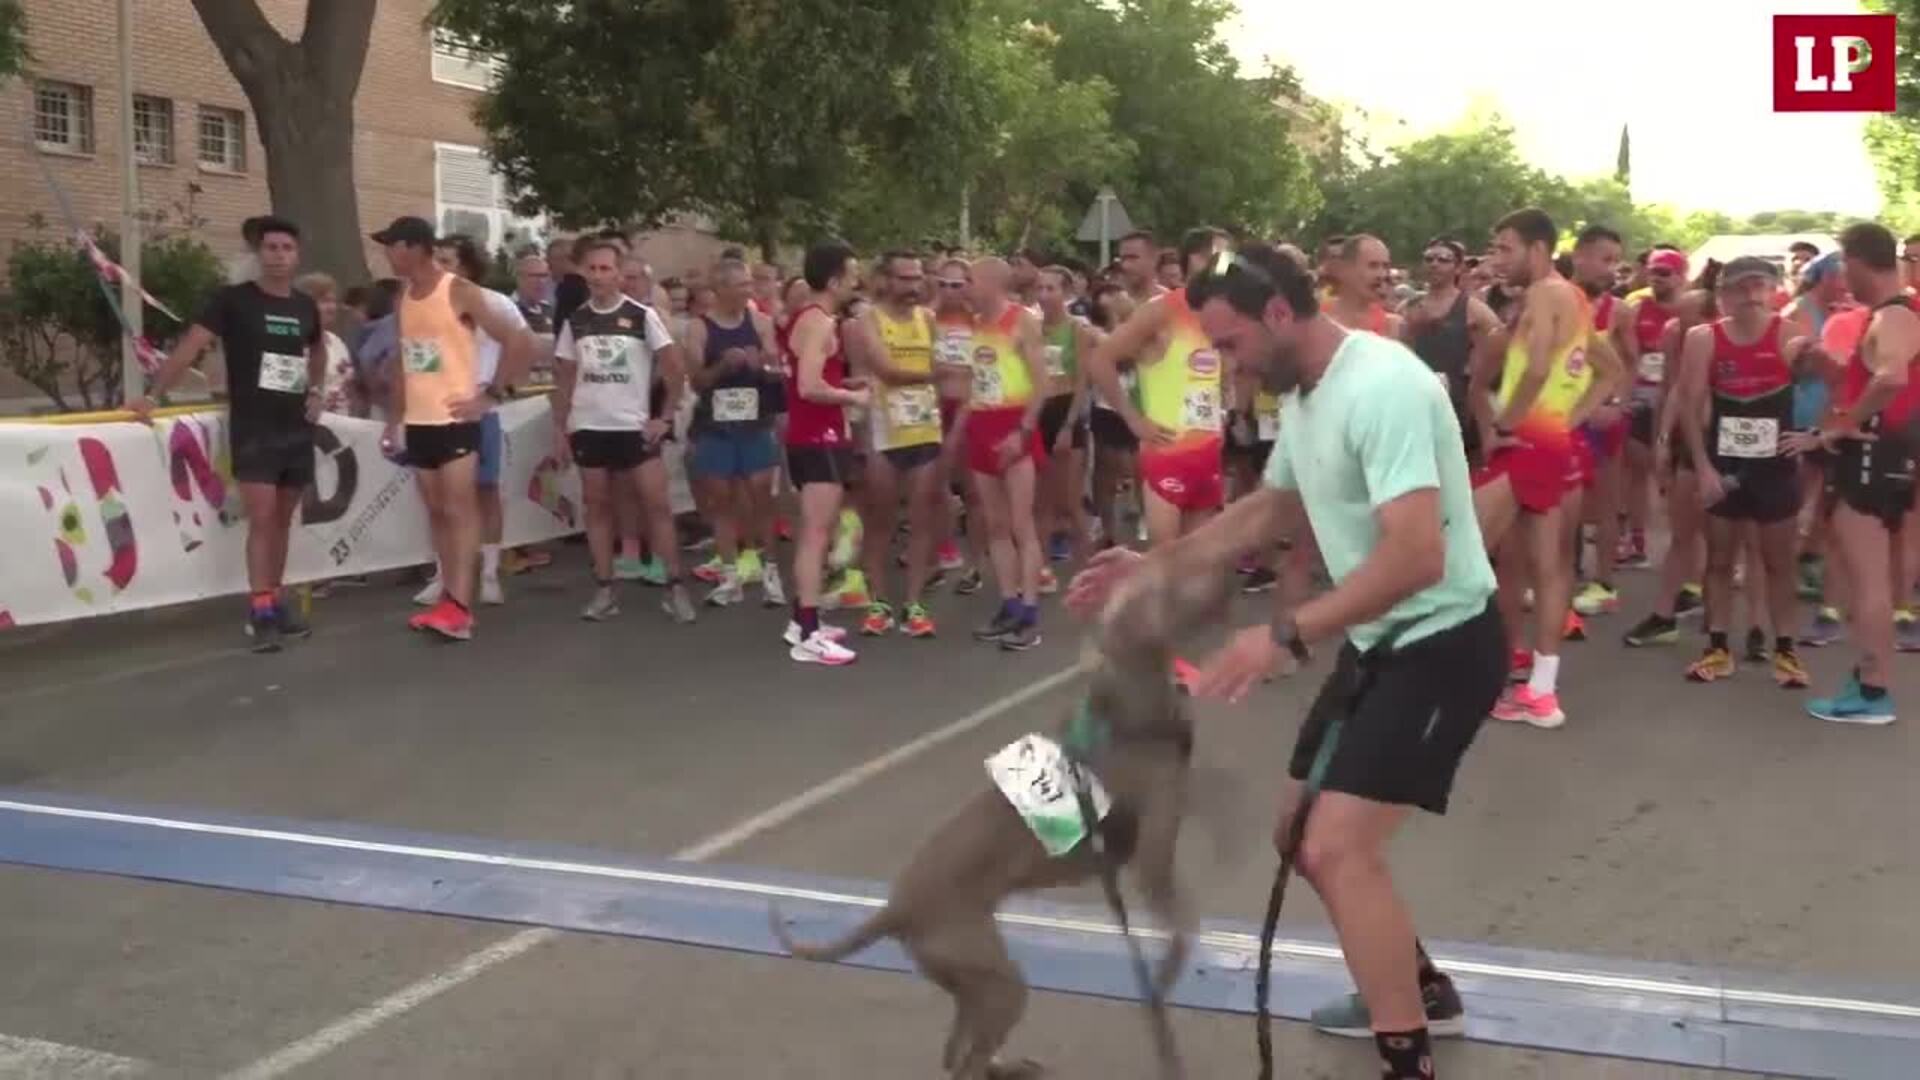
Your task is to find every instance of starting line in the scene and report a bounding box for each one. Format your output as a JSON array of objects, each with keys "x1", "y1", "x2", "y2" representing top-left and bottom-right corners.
[{"x1": 1, "y1": 790, "x2": 1915, "y2": 1078}]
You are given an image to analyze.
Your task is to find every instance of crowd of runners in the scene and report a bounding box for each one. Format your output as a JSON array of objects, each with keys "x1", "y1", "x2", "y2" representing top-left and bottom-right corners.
[{"x1": 127, "y1": 208, "x2": 1920, "y2": 728}]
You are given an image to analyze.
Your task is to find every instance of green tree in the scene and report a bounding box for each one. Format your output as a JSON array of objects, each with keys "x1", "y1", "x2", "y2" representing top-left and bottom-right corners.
[
  {"x1": 1614, "y1": 123, "x2": 1630, "y2": 189},
  {"x1": 0, "y1": 0, "x2": 29, "y2": 81},
  {"x1": 189, "y1": 1, "x2": 377, "y2": 283},
  {"x1": 1863, "y1": 0, "x2": 1920, "y2": 232}
]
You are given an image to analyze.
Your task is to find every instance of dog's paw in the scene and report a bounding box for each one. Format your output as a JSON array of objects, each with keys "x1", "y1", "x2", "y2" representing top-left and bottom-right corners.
[{"x1": 986, "y1": 1058, "x2": 1047, "y2": 1079}]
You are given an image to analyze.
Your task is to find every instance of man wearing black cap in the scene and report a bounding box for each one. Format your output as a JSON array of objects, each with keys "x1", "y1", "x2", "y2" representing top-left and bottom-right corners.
[
  {"x1": 133, "y1": 215, "x2": 325, "y2": 652},
  {"x1": 371, "y1": 215, "x2": 541, "y2": 641}
]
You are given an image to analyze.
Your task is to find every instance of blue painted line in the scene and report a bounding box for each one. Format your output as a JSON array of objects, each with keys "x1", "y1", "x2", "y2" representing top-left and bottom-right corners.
[{"x1": 0, "y1": 787, "x2": 1916, "y2": 1078}]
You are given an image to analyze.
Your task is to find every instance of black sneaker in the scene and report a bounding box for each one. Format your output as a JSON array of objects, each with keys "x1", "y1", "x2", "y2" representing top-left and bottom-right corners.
[
  {"x1": 1674, "y1": 588, "x2": 1703, "y2": 619},
  {"x1": 999, "y1": 623, "x2": 1042, "y2": 651},
  {"x1": 248, "y1": 610, "x2": 282, "y2": 654},
  {"x1": 1310, "y1": 974, "x2": 1467, "y2": 1039},
  {"x1": 1743, "y1": 626, "x2": 1769, "y2": 663},
  {"x1": 1241, "y1": 567, "x2": 1278, "y2": 594},
  {"x1": 974, "y1": 610, "x2": 1019, "y2": 643},
  {"x1": 275, "y1": 605, "x2": 312, "y2": 641},
  {"x1": 1623, "y1": 613, "x2": 1679, "y2": 647},
  {"x1": 955, "y1": 568, "x2": 985, "y2": 596}
]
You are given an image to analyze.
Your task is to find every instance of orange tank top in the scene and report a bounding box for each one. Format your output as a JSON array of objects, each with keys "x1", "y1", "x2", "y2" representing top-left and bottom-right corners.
[{"x1": 399, "y1": 273, "x2": 478, "y2": 425}]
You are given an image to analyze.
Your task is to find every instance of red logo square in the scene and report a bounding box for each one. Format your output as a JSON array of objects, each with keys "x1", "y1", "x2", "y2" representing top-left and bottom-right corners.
[{"x1": 1773, "y1": 14, "x2": 1897, "y2": 112}]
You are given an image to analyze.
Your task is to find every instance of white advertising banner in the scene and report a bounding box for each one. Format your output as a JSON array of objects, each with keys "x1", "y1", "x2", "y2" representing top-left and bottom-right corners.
[{"x1": 0, "y1": 396, "x2": 699, "y2": 630}]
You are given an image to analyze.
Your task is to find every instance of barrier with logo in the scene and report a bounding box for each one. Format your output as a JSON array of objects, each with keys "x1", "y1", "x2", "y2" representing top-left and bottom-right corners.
[{"x1": 0, "y1": 396, "x2": 693, "y2": 629}]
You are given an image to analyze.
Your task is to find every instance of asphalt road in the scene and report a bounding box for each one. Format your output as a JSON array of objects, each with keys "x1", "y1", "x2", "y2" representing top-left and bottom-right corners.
[{"x1": 1, "y1": 548, "x2": 1911, "y2": 1078}]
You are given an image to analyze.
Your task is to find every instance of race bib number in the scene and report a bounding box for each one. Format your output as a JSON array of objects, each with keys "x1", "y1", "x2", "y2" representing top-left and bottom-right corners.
[
  {"x1": 1183, "y1": 385, "x2": 1223, "y2": 432},
  {"x1": 712, "y1": 387, "x2": 760, "y2": 423},
  {"x1": 985, "y1": 734, "x2": 1110, "y2": 857},
  {"x1": 402, "y1": 339, "x2": 443, "y2": 375},
  {"x1": 937, "y1": 334, "x2": 973, "y2": 368},
  {"x1": 258, "y1": 352, "x2": 308, "y2": 394},
  {"x1": 973, "y1": 362, "x2": 1005, "y2": 406},
  {"x1": 1045, "y1": 344, "x2": 1068, "y2": 379},
  {"x1": 1639, "y1": 351, "x2": 1666, "y2": 384},
  {"x1": 1564, "y1": 347, "x2": 1588, "y2": 378},
  {"x1": 887, "y1": 385, "x2": 937, "y2": 429},
  {"x1": 1717, "y1": 416, "x2": 1779, "y2": 459},
  {"x1": 1255, "y1": 392, "x2": 1280, "y2": 441}
]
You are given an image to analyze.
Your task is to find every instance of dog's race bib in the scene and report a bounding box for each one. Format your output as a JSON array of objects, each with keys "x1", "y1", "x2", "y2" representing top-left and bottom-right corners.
[
  {"x1": 258, "y1": 352, "x2": 308, "y2": 395},
  {"x1": 985, "y1": 734, "x2": 1110, "y2": 857},
  {"x1": 1717, "y1": 416, "x2": 1779, "y2": 459},
  {"x1": 712, "y1": 387, "x2": 759, "y2": 423}
]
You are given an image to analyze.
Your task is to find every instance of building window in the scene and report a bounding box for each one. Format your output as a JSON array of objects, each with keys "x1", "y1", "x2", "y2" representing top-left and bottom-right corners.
[
  {"x1": 33, "y1": 80, "x2": 94, "y2": 154},
  {"x1": 434, "y1": 142, "x2": 546, "y2": 255},
  {"x1": 197, "y1": 105, "x2": 246, "y2": 172},
  {"x1": 133, "y1": 95, "x2": 174, "y2": 166},
  {"x1": 431, "y1": 29, "x2": 502, "y2": 91}
]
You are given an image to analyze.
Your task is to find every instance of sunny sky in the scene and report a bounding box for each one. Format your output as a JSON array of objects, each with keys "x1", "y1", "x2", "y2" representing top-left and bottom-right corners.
[{"x1": 1228, "y1": 0, "x2": 1886, "y2": 218}]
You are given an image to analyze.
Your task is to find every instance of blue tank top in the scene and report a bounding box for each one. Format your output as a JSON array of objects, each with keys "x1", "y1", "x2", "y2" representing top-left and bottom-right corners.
[
  {"x1": 1791, "y1": 297, "x2": 1830, "y2": 430},
  {"x1": 693, "y1": 313, "x2": 774, "y2": 432}
]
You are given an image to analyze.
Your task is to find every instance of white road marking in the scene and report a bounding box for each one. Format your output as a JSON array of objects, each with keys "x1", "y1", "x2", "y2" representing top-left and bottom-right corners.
[
  {"x1": 213, "y1": 661, "x2": 1090, "y2": 1080},
  {"x1": 0, "y1": 1033, "x2": 151, "y2": 1078}
]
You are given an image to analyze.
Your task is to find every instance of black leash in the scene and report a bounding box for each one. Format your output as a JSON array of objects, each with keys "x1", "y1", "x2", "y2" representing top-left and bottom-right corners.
[{"x1": 1067, "y1": 704, "x2": 1184, "y2": 1079}]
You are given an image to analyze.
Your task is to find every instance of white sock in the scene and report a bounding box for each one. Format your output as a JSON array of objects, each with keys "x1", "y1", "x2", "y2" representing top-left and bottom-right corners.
[
  {"x1": 1527, "y1": 652, "x2": 1561, "y2": 696},
  {"x1": 482, "y1": 544, "x2": 501, "y2": 579}
]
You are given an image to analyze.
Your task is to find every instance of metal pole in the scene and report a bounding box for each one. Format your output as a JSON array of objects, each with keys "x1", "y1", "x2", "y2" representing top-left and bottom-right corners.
[
  {"x1": 116, "y1": 0, "x2": 143, "y2": 404},
  {"x1": 1098, "y1": 193, "x2": 1113, "y2": 268}
]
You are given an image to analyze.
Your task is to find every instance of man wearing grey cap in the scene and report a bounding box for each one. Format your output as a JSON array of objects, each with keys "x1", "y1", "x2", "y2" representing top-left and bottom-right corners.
[{"x1": 1671, "y1": 255, "x2": 1818, "y2": 690}]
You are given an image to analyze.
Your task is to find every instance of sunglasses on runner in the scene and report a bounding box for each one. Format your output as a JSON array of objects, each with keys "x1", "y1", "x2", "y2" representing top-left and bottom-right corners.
[
  {"x1": 937, "y1": 280, "x2": 968, "y2": 290},
  {"x1": 1423, "y1": 252, "x2": 1457, "y2": 265},
  {"x1": 1206, "y1": 248, "x2": 1278, "y2": 289}
]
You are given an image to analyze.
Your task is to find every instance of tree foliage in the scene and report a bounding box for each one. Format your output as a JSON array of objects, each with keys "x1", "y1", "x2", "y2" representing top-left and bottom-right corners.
[
  {"x1": 0, "y1": 0, "x2": 29, "y2": 83},
  {"x1": 1864, "y1": 0, "x2": 1920, "y2": 233}
]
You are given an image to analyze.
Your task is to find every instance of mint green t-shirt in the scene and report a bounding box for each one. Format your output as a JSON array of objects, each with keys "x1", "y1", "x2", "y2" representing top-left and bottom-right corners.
[{"x1": 1263, "y1": 330, "x2": 1496, "y2": 652}]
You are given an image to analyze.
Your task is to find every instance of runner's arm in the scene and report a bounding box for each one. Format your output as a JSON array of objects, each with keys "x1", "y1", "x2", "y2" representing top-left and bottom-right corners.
[
  {"x1": 1674, "y1": 324, "x2": 1715, "y2": 470},
  {"x1": 1491, "y1": 282, "x2": 1574, "y2": 429},
  {"x1": 1068, "y1": 320, "x2": 1096, "y2": 421},
  {"x1": 1611, "y1": 296, "x2": 1639, "y2": 373},
  {"x1": 1085, "y1": 295, "x2": 1168, "y2": 431},
  {"x1": 458, "y1": 281, "x2": 538, "y2": 391},
  {"x1": 1466, "y1": 325, "x2": 1507, "y2": 446},
  {"x1": 1015, "y1": 311, "x2": 1049, "y2": 434},
  {"x1": 549, "y1": 322, "x2": 578, "y2": 432},
  {"x1": 794, "y1": 313, "x2": 864, "y2": 407},
  {"x1": 1839, "y1": 308, "x2": 1920, "y2": 432},
  {"x1": 1464, "y1": 296, "x2": 1502, "y2": 353},
  {"x1": 143, "y1": 325, "x2": 215, "y2": 401},
  {"x1": 682, "y1": 320, "x2": 721, "y2": 392},
  {"x1": 1566, "y1": 333, "x2": 1627, "y2": 429},
  {"x1": 855, "y1": 311, "x2": 932, "y2": 386},
  {"x1": 1654, "y1": 318, "x2": 1689, "y2": 447}
]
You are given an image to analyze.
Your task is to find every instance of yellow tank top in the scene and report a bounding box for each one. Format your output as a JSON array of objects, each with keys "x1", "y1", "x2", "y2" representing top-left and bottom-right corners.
[
  {"x1": 1137, "y1": 289, "x2": 1223, "y2": 435},
  {"x1": 968, "y1": 304, "x2": 1034, "y2": 409},
  {"x1": 1497, "y1": 288, "x2": 1592, "y2": 434},
  {"x1": 399, "y1": 273, "x2": 478, "y2": 426},
  {"x1": 871, "y1": 306, "x2": 939, "y2": 449}
]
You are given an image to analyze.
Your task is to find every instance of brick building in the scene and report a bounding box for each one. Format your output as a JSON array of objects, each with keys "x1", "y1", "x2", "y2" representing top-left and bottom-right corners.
[{"x1": 0, "y1": 0, "x2": 728, "y2": 407}]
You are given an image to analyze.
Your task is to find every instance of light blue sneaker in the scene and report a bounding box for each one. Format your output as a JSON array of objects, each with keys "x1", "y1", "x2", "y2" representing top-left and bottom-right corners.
[
  {"x1": 613, "y1": 556, "x2": 647, "y2": 582},
  {"x1": 1309, "y1": 977, "x2": 1467, "y2": 1039},
  {"x1": 637, "y1": 556, "x2": 669, "y2": 587},
  {"x1": 1896, "y1": 613, "x2": 1920, "y2": 653},
  {"x1": 1807, "y1": 672, "x2": 1896, "y2": 726}
]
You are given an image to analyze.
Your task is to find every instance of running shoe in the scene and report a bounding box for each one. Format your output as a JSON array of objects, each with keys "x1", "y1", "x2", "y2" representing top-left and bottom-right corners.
[
  {"x1": 1572, "y1": 582, "x2": 1619, "y2": 616},
  {"x1": 412, "y1": 576, "x2": 444, "y2": 607},
  {"x1": 1674, "y1": 585, "x2": 1703, "y2": 619},
  {"x1": 829, "y1": 509, "x2": 862, "y2": 570},
  {"x1": 1807, "y1": 674, "x2": 1895, "y2": 726},
  {"x1": 861, "y1": 602, "x2": 896, "y2": 636},
  {"x1": 274, "y1": 604, "x2": 312, "y2": 641},
  {"x1": 706, "y1": 574, "x2": 744, "y2": 608},
  {"x1": 761, "y1": 564, "x2": 787, "y2": 607},
  {"x1": 1038, "y1": 566, "x2": 1059, "y2": 596},
  {"x1": 1796, "y1": 557, "x2": 1825, "y2": 601},
  {"x1": 1048, "y1": 533, "x2": 1071, "y2": 563},
  {"x1": 902, "y1": 601, "x2": 937, "y2": 638},
  {"x1": 1743, "y1": 626, "x2": 1769, "y2": 663},
  {"x1": 582, "y1": 587, "x2": 620, "y2": 622},
  {"x1": 736, "y1": 548, "x2": 766, "y2": 585},
  {"x1": 1310, "y1": 976, "x2": 1467, "y2": 1039},
  {"x1": 1800, "y1": 607, "x2": 1845, "y2": 648},
  {"x1": 1622, "y1": 613, "x2": 1679, "y2": 647},
  {"x1": 416, "y1": 599, "x2": 474, "y2": 641},
  {"x1": 999, "y1": 623, "x2": 1042, "y2": 651},
  {"x1": 1563, "y1": 610, "x2": 1586, "y2": 642},
  {"x1": 663, "y1": 582, "x2": 698, "y2": 624},
  {"x1": 954, "y1": 567, "x2": 985, "y2": 596},
  {"x1": 1508, "y1": 648, "x2": 1533, "y2": 684},
  {"x1": 791, "y1": 629, "x2": 857, "y2": 666},
  {"x1": 824, "y1": 569, "x2": 871, "y2": 610},
  {"x1": 480, "y1": 575, "x2": 505, "y2": 606},
  {"x1": 1897, "y1": 611, "x2": 1920, "y2": 653},
  {"x1": 1772, "y1": 649, "x2": 1810, "y2": 689},
  {"x1": 637, "y1": 556, "x2": 669, "y2": 587},
  {"x1": 1491, "y1": 686, "x2": 1565, "y2": 729},
  {"x1": 936, "y1": 540, "x2": 965, "y2": 572},
  {"x1": 247, "y1": 608, "x2": 282, "y2": 654},
  {"x1": 783, "y1": 621, "x2": 849, "y2": 648},
  {"x1": 613, "y1": 556, "x2": 647, "y2": 582},
  {"x1": 692, "y1": 555, "x2": 728, "y2": 585},
  {"x1": 1685, "y1": 647, "x2": 1735, "y2": 683},
  {"x1": 974, "y1": 609, "x2": 1020, "y2": 644}
]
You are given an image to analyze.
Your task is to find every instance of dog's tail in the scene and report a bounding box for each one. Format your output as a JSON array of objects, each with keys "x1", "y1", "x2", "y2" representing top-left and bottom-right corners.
[{"x1": 768, "y1": 901, "x2": 897, "y2": 963}]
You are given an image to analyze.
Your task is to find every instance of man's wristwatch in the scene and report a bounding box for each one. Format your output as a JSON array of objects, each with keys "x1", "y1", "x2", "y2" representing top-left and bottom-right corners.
[{"x1": 1269, "y1": 611, "x2": 1312, "y2": 664}]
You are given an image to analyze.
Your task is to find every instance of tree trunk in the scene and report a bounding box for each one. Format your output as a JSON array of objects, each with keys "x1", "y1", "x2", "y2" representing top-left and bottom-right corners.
[{"x1": 189, "y1": 0, "x2": 376, "y2": 284}]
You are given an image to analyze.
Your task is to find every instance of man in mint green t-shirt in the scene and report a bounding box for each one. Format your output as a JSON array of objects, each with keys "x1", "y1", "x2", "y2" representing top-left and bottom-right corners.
[{"x1": 1065, "y1": 243, "x2": 1505, "y2": 1080}]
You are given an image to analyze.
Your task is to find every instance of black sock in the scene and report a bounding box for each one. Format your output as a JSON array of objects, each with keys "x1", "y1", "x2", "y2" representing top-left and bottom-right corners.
[
  {"x1": 1709, "y1": 630, "x2": 1728, "y2": 651},
  {"x1": 1861, "y1": 682, "x2": 1887, "y2": 700},
  {"x1": 1798, "y1": 552, "x2": 1818, "y2": 566},
  {"x1": 1414, "y1": 940, "x2": 1445, "y2": 990},
  {"x1": 1775, "y1": 636, "x2": 1795, "y2": 656},
  {"x1": 796, "y1": 605, "x2": 819, "y2": 637},
  {"x1": 1375, "y1": 1027, "x2": 1435, "y2": 1080}
]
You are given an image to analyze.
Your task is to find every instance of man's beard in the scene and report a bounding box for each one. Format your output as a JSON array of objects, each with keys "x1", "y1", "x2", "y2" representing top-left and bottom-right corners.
[{"x1": 1257, "y1": 339, "x2": 1303, "y2": 395}]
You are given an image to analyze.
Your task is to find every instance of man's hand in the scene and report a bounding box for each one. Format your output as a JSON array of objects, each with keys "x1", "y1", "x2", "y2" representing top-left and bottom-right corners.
[
  {"x1": 1065, "y1": 546, "x2": 1146, "y2": 620},
  {"x1": 1190, "y1": 625, "x2": 1294, "y2": 704},
  {"x1": 381, "y1": 423, "x2": 405, "y2": 463},
  {"x1": 552, "y1": 428, "x2": 573, "y2": 466},
  {"x1": 1126, "y1": 412, "x2": 1178, "y2": 447},
  {"x1": 997, "y1": 426, "x2": 1030, "y2": 469},
  {"x1": 305, "y1": 389, "x2": 324, "y2": 424},
  {"x1": 643, "y1": 418, "x2": 671, "y2": 446},
  {"x1": 126, "y1": 395, "x2": 157, "y2": 425},
  {"x1": 448, "y1": 393, "x2": 492, "y2": 422},
  {"x1": 1589, "y1": 402, "x2": 1624, "y2": 431},
  {"x1": 1781, "y1": 430, "x2": 1827, "y2": 457},
  {"x1": 1697, "y1": 465, "x2": 1728, "y2": 507},
  {"x1": 1051, "y1": 420, "x2": 1075, "y2": 456}
]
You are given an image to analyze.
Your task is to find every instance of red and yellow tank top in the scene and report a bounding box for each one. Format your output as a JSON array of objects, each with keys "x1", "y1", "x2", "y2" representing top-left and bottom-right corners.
[
  {"x1": 1137, "y1": 289, "x2": 1223, "y2": 437},
  {"x1": 967, "y1": 304, "x2": 1034, "y2": 410},
  {"x1": 1497, "y1": 286, "x2": 1592, "y2": 440},
  {"x1": 399, "y1": 272, "x2": 478, "y2": 426}
]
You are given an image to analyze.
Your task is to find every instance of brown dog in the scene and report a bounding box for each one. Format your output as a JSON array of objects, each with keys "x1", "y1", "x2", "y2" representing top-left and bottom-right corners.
[{"x1": 770, "y1": 563, "x2": 1233, "y2": 1079}]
